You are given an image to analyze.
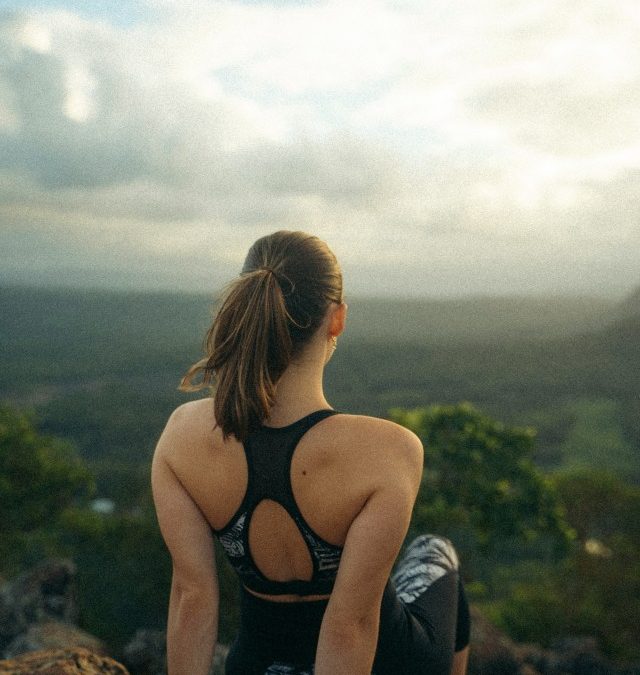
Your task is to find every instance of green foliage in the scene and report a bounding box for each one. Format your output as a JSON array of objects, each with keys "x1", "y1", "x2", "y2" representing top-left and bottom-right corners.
[
  {"x1": 0, "y1": 405, "x2": 94, "y2": 561},
  {"x1": 55, "y1": 507, "x2": 240, "y2": 649},
  {"x1": 486, "y1": 569, "x2": 568, "y2": 646},
  {"x1": 489, "y1": 538, "x2": 640, "y2": 661},
  {"x1": 516, "y1": 404, "x2": 575, "y2": 468},
  {"x1": 553, "y1": 466, "x2": 640, "y2": 659},
  {"x1": 552, "y1": 467, "x2": 640, "y2": 543},
  {"x1": 390, "y1": 402, "x2": 574, "y2": 551},
  {"x1": 619, "y1": 395, "x2": 640, "y2": 457},
  {"x1": 56, "y1": 508, "x2": 172, "y2": 649},
  {"x1": 564, "y1": 535, "x2": 640, "y2": 660},
  {"x1": 559, "y1": 399, "x2": 637, "y2": 478},
  {"x1": 488, "y1": 469, "x2": 640, "y2": 661}
]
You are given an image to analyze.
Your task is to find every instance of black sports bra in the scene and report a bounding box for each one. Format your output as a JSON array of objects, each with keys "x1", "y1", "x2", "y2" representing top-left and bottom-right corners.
[{"x1": 213, "y1": 408, "x2": 343, "y2": 596}]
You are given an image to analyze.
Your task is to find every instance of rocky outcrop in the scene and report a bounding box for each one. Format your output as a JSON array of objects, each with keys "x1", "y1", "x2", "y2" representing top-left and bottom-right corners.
[
  {"x1": 0, "y1": 559, "x2": 78, "y2": 653},
  {"x1": 516, "y1": 637, "x2": 640, "y2": 675},
  {"x1": 468, "y1": 606, "x2": 523, "y2": 674},
  {"x1": 4, "y1": 621, "x2": 105, "y2": 660},
  {"x1": 122, "y1": 609, "x2": 639, "y2": 675},
  {"x1": 2, "y1": 559, "x2": 637, "y2": 675},
  {"x1": 0, "y1": 647, "x2": 129, "y2": 674},
  {"x1": 122, "y1": 631, "x2": 165, "y2": 675},
  {"x1": 468, "y1": 609, "x2": 640, "y2": 675},
  {"x1": 0, "y1": 559, "x2": 110, "y2": 670}
]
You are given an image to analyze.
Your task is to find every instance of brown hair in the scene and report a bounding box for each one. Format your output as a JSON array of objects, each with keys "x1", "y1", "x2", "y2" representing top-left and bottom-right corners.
[{"x1": 180, "y1": 230, "x2": 343, "y2": 441}]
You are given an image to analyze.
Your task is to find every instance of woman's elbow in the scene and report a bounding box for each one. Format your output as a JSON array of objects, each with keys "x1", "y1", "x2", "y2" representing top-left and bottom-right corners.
[
  {"x1": 323, "y1": 611, "x2": 379, "y2": 649},
  {"x1": 171, "y1": 569, "x2": 217, "y2": 598},
  {"x1": 169, "y1": 576, "x2": 218, "y2": 624}
]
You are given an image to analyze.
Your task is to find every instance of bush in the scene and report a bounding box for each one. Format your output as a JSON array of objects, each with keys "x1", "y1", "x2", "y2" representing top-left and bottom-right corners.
[
  {"x1": 390, "y1": 402, "x2": 574, "y2": 552},
  {"x1": 0, "y1": 405, "x2": 93, "y2": 571}
]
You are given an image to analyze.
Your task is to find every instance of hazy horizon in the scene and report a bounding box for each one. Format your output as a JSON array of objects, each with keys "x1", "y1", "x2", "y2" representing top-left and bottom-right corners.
[{"x1": 0, "y1": 273, "x2": 635, "y2": 303}]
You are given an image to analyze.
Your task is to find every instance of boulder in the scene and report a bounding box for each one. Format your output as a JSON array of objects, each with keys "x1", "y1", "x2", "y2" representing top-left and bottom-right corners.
[
  {"x1": 512, "y1": 634, "x2": 639, "y2": 675},
  {"x1": 4, "y1": 620, "x2": 106, "y2": 660},
  {"x1": 0, "y1": 647, "x2": 129, "y2": 674},
  {"x1": 468, "y1": 606, "x2": 532, "y2": 675},
  {"x1": 0, "y1": 559, "x2": 77, "y2": 649},
  {"x1": 122, "y1": 630, "x2": 165, "y2": 675},
  {"x1": 552, "y1": 637, "x2": 616, "y2": 675}
]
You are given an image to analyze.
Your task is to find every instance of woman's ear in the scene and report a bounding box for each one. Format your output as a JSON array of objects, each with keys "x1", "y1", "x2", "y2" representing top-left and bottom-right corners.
[{"x1": 330, "y1": 302, "x2": 348, "y2": 338}]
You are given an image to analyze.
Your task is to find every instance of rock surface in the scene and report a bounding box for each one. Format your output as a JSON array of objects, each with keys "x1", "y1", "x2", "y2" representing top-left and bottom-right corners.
[
  {"x1": 4, "y1": 620, "x2": 106, "y2": 660},
  {"x1": 121, "y1": 611, "x2": 640, "y2": 675},
  {"x1": 468, "y1": 605, "x2": 524, "y2": 674},
  {"x1": 468, "y1": 608, "x2": 640, "y2": 675},
  {"x1": 2, "y1": 559, "x2": 638, "y2": 675},
  {"x1": 0, "y1": 559, "x2": 78, "y2": 652},
  {"x1": 0, "y1": 559, "x2": 111, "y2": 669},
  {"x1": 0, "y1": 647, "x2": 129, "y2": 674},
  {"x1": 122, "y1": 631, "x2": 165, "y2": 675}
]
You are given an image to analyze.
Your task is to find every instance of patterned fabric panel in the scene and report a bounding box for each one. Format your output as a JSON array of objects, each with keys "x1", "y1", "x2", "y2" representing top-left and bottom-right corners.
[
  {"x1": 297, "y1": 517, "x2": 342, "y2": 575},
  {"x1": 391, "y1": 534, "x2": 459, "y2": 604},
  {"x1": 218, "y1": 512, "x2": 270, "y2": 587},
  {"x1": 218, "y1": 512, "x2": 247, "y2": 558},
  {"x1": 264, "y1": 664, "x2": 314, "y2": 675},
  {"x1": 218, "y1": 508, "x2": 342, "y2": 593}
]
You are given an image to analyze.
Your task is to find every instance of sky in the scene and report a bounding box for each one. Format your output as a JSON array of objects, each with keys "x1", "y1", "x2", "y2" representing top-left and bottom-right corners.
[{"x1": 0, "y1": 0, "x2": 639, "y2": 298}]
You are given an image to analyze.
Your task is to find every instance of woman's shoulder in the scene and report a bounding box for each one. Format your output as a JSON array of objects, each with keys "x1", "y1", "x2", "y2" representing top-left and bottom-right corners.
[
  {"x1": 327, "y1": 412, "x2": 424, "y2": 466},
  {"x1": 166, "y1": 397, "x2": 215, "y2": 425},
  {"x1": 155, "y1": 398, "x2": 218, "y2": 459},
  {"x1": 331, "y1": 411, "x2": 422, "y2": 442},
  {"x1": 324, "y1": 413, "x2": 424, "y2": 512}
]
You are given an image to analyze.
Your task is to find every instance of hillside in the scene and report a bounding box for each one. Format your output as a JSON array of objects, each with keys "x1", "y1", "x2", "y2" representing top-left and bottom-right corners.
[
  {"x1": 345, "y1": 294, "x2": 613, "y2": 343},
  {"x1": 1, "y1": 283, "x2": 638, "y2": 500},
  {"x1": 0, "y1": 283, "x2": 615, "y2": 352}
]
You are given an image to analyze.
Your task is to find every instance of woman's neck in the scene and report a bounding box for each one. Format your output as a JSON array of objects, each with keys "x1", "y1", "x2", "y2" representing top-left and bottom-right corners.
[{"x1": 266, "y1": 343, "x2": 331, "y2": 425}]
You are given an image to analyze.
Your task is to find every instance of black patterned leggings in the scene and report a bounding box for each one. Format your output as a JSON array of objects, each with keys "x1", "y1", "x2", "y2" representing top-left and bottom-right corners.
[
  {"x1": 258, "y1": 534, "x2": 470, "y2": 675},
  {"x1": 390, "y1": 534, "x2": 471, "y2": 653}
]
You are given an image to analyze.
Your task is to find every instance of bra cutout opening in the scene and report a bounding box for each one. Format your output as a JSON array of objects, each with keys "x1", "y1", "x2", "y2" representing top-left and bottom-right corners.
[{"x1": 247, "y1": 499, "x2": 313, "y2": 583}]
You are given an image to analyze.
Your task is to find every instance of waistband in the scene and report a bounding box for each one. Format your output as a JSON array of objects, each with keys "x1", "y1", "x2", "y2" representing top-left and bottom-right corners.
[{"x1": 237, "y1": 587, "x2": 330, "y2": 663}]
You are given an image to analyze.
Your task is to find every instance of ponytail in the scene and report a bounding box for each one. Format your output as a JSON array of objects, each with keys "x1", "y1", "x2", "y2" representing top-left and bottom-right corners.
[
  {"x1": 180, "y1": 230, "x2": 343, "y2": 442},
  {"x1": 180, "y1": 269, "x2": 295, "y2": 441}
]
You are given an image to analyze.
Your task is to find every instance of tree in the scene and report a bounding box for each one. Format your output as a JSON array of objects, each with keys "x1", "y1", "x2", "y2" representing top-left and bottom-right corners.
[
  {"x1": 0, "y1": 405, "x2": 94, "y2": 563},
  {"x1": 552, "y1": 467, "x2": 640, "y2": 544},
  {"x1": 390, "y1": 402, "x2": 573, "y2": 551}
]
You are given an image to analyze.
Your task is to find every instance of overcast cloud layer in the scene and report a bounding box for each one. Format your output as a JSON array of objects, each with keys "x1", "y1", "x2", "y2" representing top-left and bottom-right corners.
[{"x1": 0, "y1": 0, "x2": 639, "y2": 297}]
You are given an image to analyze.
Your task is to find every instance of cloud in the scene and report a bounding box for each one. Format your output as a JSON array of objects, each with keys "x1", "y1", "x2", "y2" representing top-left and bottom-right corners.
[{"x1": 0, "y1": 1, "x2": 639, "y2": 297}]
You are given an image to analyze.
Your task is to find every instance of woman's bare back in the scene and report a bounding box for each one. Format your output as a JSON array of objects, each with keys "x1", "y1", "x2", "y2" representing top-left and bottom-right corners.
[{"x1": 163, "y1": 397, "x2": 422, "y2": 602}]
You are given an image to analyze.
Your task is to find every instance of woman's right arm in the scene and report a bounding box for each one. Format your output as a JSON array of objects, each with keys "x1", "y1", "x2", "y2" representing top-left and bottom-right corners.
[
  {"x1": 151, "y1": 409, "x2": 219, "y2": 675},
  {"x1": 314, "y1": 427, "x2": 423, "y2": 675}
]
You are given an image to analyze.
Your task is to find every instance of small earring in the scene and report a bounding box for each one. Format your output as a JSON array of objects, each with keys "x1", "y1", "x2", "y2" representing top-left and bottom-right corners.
[{"x1": 330, "y1": 335, "x2": 337, "y2": 350}]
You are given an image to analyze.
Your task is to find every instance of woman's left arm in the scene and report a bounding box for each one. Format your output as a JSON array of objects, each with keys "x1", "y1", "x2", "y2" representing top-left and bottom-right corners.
[{"x1": 151, "y1": 414, "x2": 218, "y2": 675}]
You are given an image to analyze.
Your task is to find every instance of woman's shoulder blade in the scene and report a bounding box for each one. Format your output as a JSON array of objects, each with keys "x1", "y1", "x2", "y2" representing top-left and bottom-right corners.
[
  {"x1": 327, "y1": 414, "x2": 423, "y2": 461},
  {"x1": 331, "y1": 416, "x2": 424, "y2": 499},
  {"x1": 157, "y1": 398, "x2": 217, "y2": 459}
]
